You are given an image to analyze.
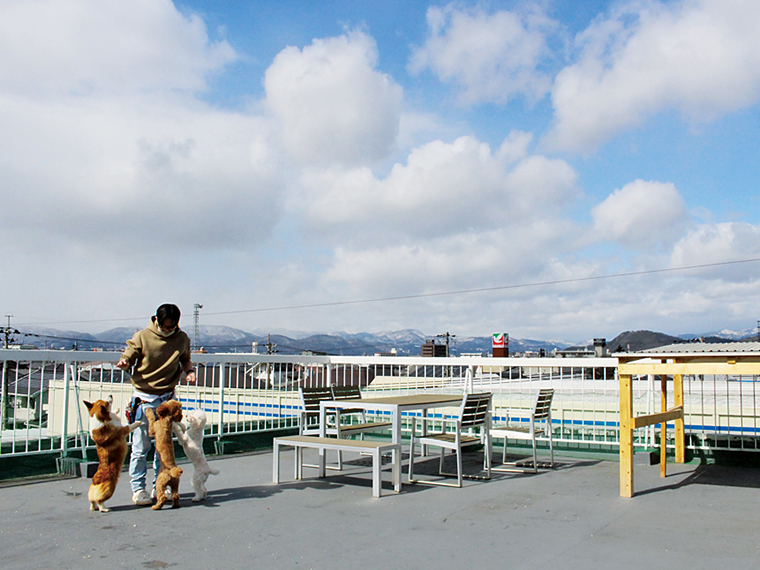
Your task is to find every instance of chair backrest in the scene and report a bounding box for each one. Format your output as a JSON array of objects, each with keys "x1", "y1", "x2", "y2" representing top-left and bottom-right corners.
[
  {"x1": 459, "y1": 392, "x2": 492, "y2": 428},
  {"x1": 532, "y1": 389, "x2": 554, "y2": 421},
  {"x1": 299, "y1": 386, "x2": 334, "y2": 423},
  {"x1": 331, "y1": 385, "x2": 362, "y2": 401}
]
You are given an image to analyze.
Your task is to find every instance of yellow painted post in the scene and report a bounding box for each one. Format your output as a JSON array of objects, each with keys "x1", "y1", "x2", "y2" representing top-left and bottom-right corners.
[
  {"x1": 619, "y1": 372, "x2": 634, "y2": 498},
  {"x1": 660, "y1": 374, "x2": 667, "y2": 478},
  {"x1": 674, "y1": 374, "x2": 685, "y2": 463}
]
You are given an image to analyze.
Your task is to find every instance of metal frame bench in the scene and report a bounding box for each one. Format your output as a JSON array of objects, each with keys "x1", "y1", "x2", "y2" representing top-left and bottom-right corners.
[
  {"x1": 272, "y1": 435, "x2": 401, "y2": 498},
  {"x1": 298, "y1": 386, "x2": 392, "y2": 471}
]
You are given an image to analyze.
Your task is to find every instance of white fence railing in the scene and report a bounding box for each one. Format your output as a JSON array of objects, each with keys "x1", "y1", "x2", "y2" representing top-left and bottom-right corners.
[{"x1": 2, "y1": 349, "x2": 759, "y2": 461}]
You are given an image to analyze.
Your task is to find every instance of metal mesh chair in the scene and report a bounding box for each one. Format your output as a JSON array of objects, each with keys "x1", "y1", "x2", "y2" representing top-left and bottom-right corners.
[
  {"x1": 490, "y1": 388, "x2": 555, "y2": 473},
  {"x1": 408, "y1": 392, "x2": 492, "y2": 487}
]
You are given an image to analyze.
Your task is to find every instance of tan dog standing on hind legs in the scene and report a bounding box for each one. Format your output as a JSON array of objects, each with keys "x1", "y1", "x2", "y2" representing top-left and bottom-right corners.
[
  {"x1": 173, "y1": 409, "x2": 219, "y2": 501},
  {"x1": 145, "y1": 400, "x2": 184, "y2": 510},
  {"x1": 84, "y1": 395, "x2": 142, "y2": 512}
]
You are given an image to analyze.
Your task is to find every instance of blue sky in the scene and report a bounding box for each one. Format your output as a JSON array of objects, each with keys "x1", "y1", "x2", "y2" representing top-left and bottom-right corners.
[{"x1": 1, "y1": 0, "x2": 760, "y2": 342}]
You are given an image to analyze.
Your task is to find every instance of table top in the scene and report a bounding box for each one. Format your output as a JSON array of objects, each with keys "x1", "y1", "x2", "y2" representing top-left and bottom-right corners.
[{"x1": 320, "y1": 393, "x2": 463, "y2": 408}]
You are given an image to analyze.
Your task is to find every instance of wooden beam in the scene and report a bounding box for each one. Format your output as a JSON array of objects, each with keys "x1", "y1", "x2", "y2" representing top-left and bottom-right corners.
[
  {"x1": 674, "y1": 374, "x2": 685, "y2": 463},
  {"x1": 620, "y1": 373, "x2": 634, "y2": 498},
  {"x1": 619, "y1": 361, "x2": 760, "y2": 376},
  {"x1": 632, "y1": 407, "x2": 684, "y2": 429}
]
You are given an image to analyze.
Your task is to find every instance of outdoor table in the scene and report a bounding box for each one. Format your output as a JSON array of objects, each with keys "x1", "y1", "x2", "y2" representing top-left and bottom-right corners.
[{"x1": 318, "y1": 393, "x2": 463, "y2": 479}]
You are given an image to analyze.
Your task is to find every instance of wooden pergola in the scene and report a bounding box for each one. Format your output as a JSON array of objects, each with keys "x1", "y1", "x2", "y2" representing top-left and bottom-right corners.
[{"x1": 617, "y1": 342, "x2": 760, "y2": 498}]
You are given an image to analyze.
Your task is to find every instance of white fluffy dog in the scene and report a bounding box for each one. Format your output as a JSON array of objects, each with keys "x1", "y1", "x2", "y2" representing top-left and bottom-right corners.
[{"x1": 173, "y1": 408, "x2": 219, "y2": 501}]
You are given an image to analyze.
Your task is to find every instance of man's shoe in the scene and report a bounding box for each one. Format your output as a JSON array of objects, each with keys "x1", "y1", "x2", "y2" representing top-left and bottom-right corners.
[{"x1": 132, "y1": 489, "x2": 152, "y2": 506}]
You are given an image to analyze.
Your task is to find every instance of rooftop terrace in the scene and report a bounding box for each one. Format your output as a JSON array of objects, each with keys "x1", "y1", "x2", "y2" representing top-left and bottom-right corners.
[{"x1": 2, "y1": 447, "x2": 759, "y2": 570}]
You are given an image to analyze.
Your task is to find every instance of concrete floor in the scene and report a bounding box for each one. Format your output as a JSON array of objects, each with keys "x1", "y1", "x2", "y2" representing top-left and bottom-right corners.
[{"x1": 1, "y1": 448, "x2": 759, "y2": 570}]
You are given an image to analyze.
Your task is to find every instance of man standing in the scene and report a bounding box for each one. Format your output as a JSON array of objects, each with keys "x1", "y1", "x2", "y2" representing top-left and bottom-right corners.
[{"x1": 117, "y1": 303, "x2": 196, "y2": 505}]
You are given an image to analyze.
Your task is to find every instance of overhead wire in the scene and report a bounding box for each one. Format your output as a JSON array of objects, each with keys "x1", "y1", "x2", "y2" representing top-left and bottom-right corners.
[
  {"x1": 201, "y1": 256, "x2": 760, "y2": 316},
  {"x1": 11, "y1": 256, "x2": 760, "y2": 327}
]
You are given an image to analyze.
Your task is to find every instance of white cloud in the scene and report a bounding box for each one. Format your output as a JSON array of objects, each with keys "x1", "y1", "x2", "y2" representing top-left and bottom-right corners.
[
  {"x1": 409, "y1": 4, "x2": 554, "y2": 104},
  {"x1": 302, "y1": 134, "x2": 578, "y2": 242},
  {"x1": 0, "y1": 1, "x2": 282, "y2": 254},
  {"x1": 264, "y1": 30, "x2": 403, "y2": 166},
  {"x1": 671, "y1": 222, "x2": 760, "y2": 275},
  {"x1": 0, "y1": 0, "x2": 235, "y2": 97},
  {"x1": 546, "y1": 0, "x2": 760, "y2": 152},
  {"x1": 323, "y1": 228, "x2": 560, "y2": 297},
  {"x1": 591, "y1": 179, "x2": 687, "y2": 248}
]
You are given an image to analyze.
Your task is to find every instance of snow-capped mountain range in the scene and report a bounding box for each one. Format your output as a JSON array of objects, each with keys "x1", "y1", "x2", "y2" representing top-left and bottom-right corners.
[{"x1": 9, "y1": 325, "x2": 758, "y2": 355}]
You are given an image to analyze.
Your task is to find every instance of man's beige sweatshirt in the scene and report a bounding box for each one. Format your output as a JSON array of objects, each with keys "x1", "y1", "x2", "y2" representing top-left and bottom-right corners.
[{"x1": 121, "y1": 319, "x2": 192, "y2": 396}]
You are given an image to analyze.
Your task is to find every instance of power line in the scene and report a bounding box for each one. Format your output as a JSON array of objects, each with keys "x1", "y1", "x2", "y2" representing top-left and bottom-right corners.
[
  {"x1": 201, "y1": 256, "x2": 760, "y2": 317},
  {"x1": 18, "y1": 331, "x2": 125, "y2": 346},
  {"x1": 11, "y1": 256, "x2": 760, "y2": 327}
]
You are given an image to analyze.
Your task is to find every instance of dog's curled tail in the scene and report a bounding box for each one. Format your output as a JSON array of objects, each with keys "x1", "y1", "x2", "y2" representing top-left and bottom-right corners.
[{"x1": 88, "y1": 480, "x2": 116, "y2": 507}]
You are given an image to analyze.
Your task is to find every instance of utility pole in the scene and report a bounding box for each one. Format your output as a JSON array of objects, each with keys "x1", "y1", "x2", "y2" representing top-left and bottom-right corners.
[
  {"x1": 1, "y1": 315, "x2": 16, "y2": 430},
  {"x1": 2, "y1": 315, "x2": 19, "y2": 349},
  {"x1": 265, "y1": 334, "x2": 278, "y2": 388},
  {"x1": 193, "y1": 303, "x2": 203, "y2": 352},
  {"x1": 266, "y1": 334, "x2": 277, "y2": 354},
  {"x1": 436, "y1": 332, "x2": 456, "y2": 357}
]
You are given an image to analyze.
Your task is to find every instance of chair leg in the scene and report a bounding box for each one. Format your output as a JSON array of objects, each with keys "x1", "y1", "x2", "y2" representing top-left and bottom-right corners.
[
  {"x1": 408, "y1": 433, "x2": 416, "y2": 482},
  {"x1": 484, "y1": 434, "x2": 491, "y2": 478},
  {"x1": 502, "y1": 436, "x2": 507, "y2": 463},
  {"x1": 438, "y1": 447, "x2": 445, "y2": 475},
  {"x1": 548, "y1": 425, "x2": 554, "y2": 467},
  {"x1": 531, "y1": 432, "x2": 538, "y2": 474},
  {"x1": 456, "y1": 448, "x2": 463, "y2": 488}
]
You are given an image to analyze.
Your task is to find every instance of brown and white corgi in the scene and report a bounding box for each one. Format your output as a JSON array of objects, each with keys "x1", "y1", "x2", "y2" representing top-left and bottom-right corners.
[{"x1": 83, "y1": 395, "x2": 141, "y2": 512}]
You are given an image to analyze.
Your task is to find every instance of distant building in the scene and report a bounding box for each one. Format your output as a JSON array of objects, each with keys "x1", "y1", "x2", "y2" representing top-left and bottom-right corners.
[
  {"x1": 556, "y1": 346, "x2": 595, "y2": 358},
  {"x1": 556, "y1": 338, "x2": 607, "y2": 358},
  {"x1": 374, "y1": 348, "x2": 398, "y2": 357},
  {"x1": 421, "y1": 340, "x2": 447, "y2": 357}
]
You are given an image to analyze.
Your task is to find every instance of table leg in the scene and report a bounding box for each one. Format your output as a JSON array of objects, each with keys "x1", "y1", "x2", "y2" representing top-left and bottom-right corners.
[
  {"x1": 391, "y1": 406, "x2": 401, "y2": 473},
  {"x1": 421, "y1": 408, "x2": 429, "y2": 456},
  {"x1": 318, "y1": 404, "x2": 326, "y2": 475},
  {"x1": 372, "y1": 447, "x2": 381, "y2": 498},
  {"x1": 273, "y1": 439, "x2": 280, "y2": 483},
  {"x1": 392, "y1": 445, "x2": 401, "y2": 492}
]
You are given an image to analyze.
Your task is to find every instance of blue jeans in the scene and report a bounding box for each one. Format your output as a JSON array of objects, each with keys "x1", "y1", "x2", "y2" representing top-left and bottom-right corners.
[{"x1": 129, "y1": 398, "x2": 164, "y2": 493}]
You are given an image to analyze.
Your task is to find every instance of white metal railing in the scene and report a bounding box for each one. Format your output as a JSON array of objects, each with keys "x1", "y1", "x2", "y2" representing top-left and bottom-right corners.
[{"x1": 2, "y1": 349, "x2": 759, "y2": 462}]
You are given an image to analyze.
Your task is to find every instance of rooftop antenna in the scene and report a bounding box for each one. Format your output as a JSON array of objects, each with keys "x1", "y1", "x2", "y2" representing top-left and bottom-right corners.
[{"x1": 193, "y1": 303, "x2": 203, "y2": 352}]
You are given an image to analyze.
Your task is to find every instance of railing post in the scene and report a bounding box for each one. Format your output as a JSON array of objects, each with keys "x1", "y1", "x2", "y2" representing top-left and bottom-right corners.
[
  {"x1": 61, "y1": 362, "x2": 71, "y2": 454},
  {"x1": 660, "y1": 374, "x2": 667, "y2": 478},
  {"x1": 1, "y1": 359, "x2": 8, "y2": 430},
  {"x1": 218, "y1": 363, "x2": 225, "y2": 438},
  {"x1": 646, "y1": 374, "x2": 655, "y2": 447}
]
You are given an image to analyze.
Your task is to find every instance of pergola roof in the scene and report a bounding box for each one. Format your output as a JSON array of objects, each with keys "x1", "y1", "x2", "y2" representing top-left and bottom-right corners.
[
  {"x1": 635, "y1": 341, "x2": 760, "y2": 356},
  {"x1": 617, "y1": 342, "x2": 760, "y2": 376}
]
